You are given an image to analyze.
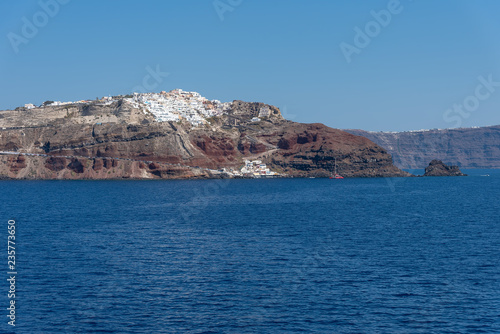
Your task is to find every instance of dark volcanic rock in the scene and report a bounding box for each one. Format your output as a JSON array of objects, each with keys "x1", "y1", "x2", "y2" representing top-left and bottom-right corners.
[
  {"x1": 67, "y1": 158, "x2": 85, "y2": 174},
  {"x1": 148, "y1": 162, "x2": 160, "y2": 170},
  {"x1": 423, "y1": 160, "x2": 467, "y2": 176},
  {"x1": 45, "y1": 157, "x2": 67, "y2": 172},
  {"x1": 103, "y1": 159, "x2": 118, "y2": 169},
  {"x1": 92, "y1": 159, "x2": 104, "y2": 171},
  {"x1": 8, "y1": 155, "x2": 26, "y2": 173}
]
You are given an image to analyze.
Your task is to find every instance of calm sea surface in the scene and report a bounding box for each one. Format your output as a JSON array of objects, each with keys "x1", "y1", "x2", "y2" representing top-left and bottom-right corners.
[{"x1": 1, "y1": 170, "x2": 499, "y2": 333}]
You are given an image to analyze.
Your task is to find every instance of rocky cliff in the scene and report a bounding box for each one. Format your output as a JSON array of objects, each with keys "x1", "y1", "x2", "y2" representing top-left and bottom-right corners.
[
  {"x1": 345, "y1": 126, "x2": 500, "y2": 169},
  {"x1": 0, "y1": 95, "x2": 409, "y2": 179}
]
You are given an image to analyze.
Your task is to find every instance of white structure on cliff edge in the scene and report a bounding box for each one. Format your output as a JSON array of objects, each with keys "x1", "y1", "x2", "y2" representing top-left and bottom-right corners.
[
  {"x1": 124, "y1": 89, "x2": 232, "y2": 126},
  {"x1": 32, "y1": 89, "x2": 234, "y2": 127}
]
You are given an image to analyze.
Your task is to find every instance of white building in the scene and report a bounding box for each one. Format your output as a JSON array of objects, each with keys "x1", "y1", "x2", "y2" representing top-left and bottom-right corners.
[
  {"x1": 241, "y1": 159, "x2": 277, "y2": 176},
  {"x1": 125, "y1": 89, "x2": 233, "y2": 127},
  {"x1": 259, "y1": 106, "x2": 270, "y2": 117}
]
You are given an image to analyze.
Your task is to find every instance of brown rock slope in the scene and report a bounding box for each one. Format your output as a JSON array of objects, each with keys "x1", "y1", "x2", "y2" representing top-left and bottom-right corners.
[
  {"x1": 0, "y1": 98, "x2": 409, "y2": 179},
  {"x1": 246, "y1": 122, "x2": 409, "y2": 177}
]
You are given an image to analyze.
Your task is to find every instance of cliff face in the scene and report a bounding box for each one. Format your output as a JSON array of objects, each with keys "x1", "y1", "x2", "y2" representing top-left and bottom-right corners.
[
  {"x1": 345, "y1": 126, "x2": 500, "y2": 169},
  {"x1": 258, "y1": 123, "x2": 408, "y2": 178},
  {"x1": 0, "y1": 98, "x2": 409, "y2": 179}
]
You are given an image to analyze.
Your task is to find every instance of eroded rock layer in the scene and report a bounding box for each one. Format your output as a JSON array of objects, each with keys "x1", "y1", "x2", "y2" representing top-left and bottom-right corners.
[{"x1": 0, "y1": 98, "x2": 409, "y2": 179}]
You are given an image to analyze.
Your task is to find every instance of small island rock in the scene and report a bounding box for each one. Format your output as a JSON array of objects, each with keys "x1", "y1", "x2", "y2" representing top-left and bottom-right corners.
[{"x1": 423, "y1": 160, "x2": 467, "y2": 176}]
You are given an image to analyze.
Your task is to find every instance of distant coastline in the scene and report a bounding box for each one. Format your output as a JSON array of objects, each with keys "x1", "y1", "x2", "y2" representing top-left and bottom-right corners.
[{"x1": 345, "y1": 126, "x2": 500, "y2": 169}]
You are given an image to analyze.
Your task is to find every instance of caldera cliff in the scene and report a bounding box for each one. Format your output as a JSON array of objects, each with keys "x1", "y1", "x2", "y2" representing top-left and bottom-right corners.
[
  {"x1": 345, "y1": 126, "x2": 500, "y2": 169},
  {"x1": 0, "y1": 91, "x2": 409, "y2": 179}
]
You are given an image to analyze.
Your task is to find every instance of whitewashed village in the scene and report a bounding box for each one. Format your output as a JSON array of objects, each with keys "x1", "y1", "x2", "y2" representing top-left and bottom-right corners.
[
  {"x1": 25, "y1": 89, "x2": 275, "y2": 127},
  {"x1": 20, "y1": 89, "x2": 284, "y2": 178}
]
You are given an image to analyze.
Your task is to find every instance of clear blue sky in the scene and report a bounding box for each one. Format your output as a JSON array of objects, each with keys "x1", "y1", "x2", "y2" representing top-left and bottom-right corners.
[{"x1": 1, "y1": 0, "x2": 500, "y2": 131}]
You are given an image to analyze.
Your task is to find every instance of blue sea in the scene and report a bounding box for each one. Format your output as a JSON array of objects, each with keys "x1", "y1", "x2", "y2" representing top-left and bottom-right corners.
[{"x1": 1, "y1": 170, "x2": 499, "y2": 333}]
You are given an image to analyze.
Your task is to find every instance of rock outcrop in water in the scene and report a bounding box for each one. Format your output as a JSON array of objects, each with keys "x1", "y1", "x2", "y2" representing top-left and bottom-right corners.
[
  {"x1": 423, "y1": 160, "x2": 467, "y2": 177},
  {"x1": 0, "y1": 92, "x2": 410, "y2": 179}
]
